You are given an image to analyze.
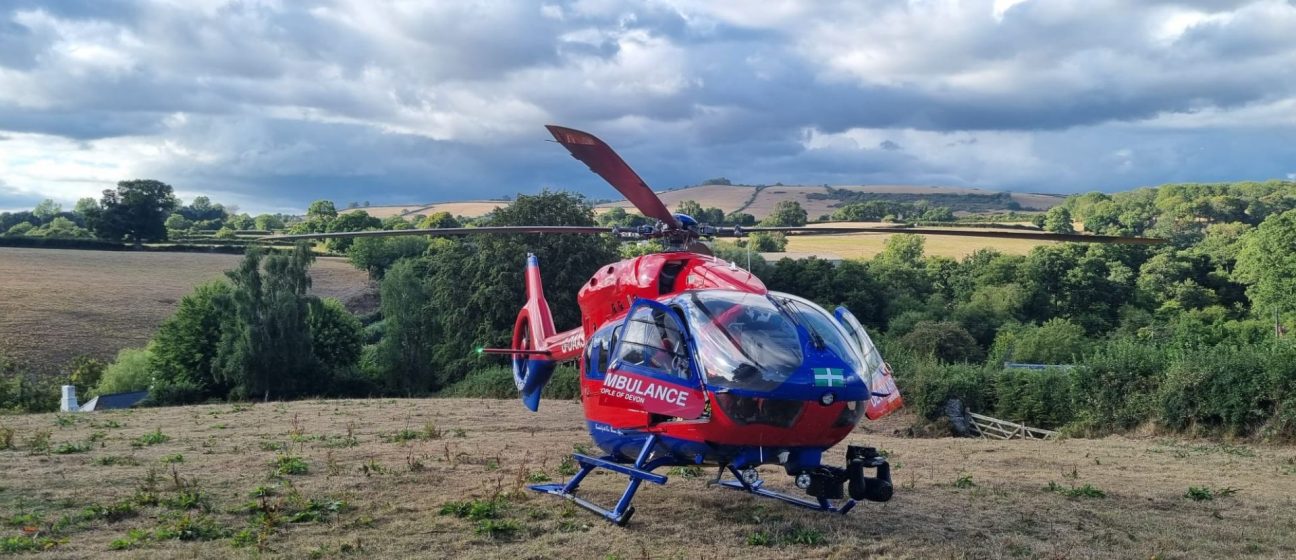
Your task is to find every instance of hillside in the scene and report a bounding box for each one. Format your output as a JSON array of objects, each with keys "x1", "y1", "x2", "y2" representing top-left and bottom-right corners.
[
  {"x1": 0, "y1": 398, "x2": 1290, "y2": 558},
  {"x1": 0, "y1": 248, "x2": 372, "y2": 374}
]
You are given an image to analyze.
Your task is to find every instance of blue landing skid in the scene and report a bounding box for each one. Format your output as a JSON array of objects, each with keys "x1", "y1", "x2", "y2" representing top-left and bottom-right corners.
[
  {"x1": 530, "y1": 434, "x2": 669, "y2": 526},
  {"x1": 715, "y1": 465, "x2": 857, "y2": 515}
]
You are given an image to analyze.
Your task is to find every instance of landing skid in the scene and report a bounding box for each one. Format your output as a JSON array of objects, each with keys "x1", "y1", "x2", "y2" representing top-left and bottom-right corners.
[
  {"x1": 714, "y1": 465, "x2": 857, "y2": 514},
  {"x1": 530, "y1": 434, "x2": 672, "y2": 526}
]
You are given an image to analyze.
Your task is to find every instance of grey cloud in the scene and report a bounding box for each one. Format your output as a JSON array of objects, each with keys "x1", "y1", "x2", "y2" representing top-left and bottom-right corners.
[{"x1": 0, "y1": 0, "x2": 1294, "y2": 211}]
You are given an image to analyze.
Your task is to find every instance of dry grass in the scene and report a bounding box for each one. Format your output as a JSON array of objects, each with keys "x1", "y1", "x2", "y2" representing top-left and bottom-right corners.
[
  {"x1": 783, "y1": 224, "x2": 1060, "y2": 260},
  {"x1": 0, "y1": 398, "x2": 1292, "y2": 559},
  {"x1": 0, "y1": 248, "x2": 372, "y2": 373}
]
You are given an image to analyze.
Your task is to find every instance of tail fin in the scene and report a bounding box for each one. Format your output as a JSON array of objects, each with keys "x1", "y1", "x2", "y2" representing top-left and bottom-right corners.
[{"x1": 513, "y1": 254, "x2": 559, "y2": 411}]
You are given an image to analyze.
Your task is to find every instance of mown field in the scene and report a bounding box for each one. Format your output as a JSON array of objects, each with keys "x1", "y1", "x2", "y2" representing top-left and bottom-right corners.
[
  {"x1": 1, "y1": 399, "x2": 1292, "y2": 559},
  {"x1": 782, "y1": 224, "x2": 1061, "y2": 260},
  {"x1": 0, "y1": 248, "x2": 372, "y2": 374}
]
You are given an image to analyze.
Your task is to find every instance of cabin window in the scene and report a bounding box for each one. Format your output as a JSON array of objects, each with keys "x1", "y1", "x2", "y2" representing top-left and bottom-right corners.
[{"x1": 614, "y1": 306, "x2": 690, "y2": 379}]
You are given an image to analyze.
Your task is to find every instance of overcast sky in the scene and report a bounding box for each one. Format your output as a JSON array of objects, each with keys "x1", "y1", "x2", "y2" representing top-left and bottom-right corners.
[{"x1": 2, "y1": 0, "x2": 1294, "y2": 214}]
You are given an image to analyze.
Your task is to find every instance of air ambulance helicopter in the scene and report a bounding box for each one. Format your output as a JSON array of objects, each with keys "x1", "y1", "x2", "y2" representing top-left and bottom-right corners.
[{"x1": 273, "y1": 125, "x2": 1163, "y2": 526}]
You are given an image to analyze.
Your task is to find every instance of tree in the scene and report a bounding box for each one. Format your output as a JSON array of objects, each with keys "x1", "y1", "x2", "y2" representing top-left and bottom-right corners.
[
  {"x1": 94, "y1": 347, "x2": 155, "y2": 396},
  {"x1": 1043, "y1": 206, "x2": 1076, "y2": 234},
  {"x1": 676, "y1": 200, "x2": 705, "y2": 219},
  {"x1": 348, "y1": 235, "x2": 430, "y2": 278},
  {"x1": 307, "y1": 200, "x2": 338, "y2": 219},
  {"x1": 73, "y1": 197, "x2": 99, "y2": 217},
  {"x1": 325, "y1": 210, "x2": 382, "y2": 252},
  {"x1": 308, "y1": 298, "x2": 364, "y2": 373},
  {"x1": 417, "y1": 211, "x2": 460, "y2": 229},
  {"x1": 68, "y1": 356, "x2": 106, "y2": 396},
  {"x1": 165, "y1": 213, "x2": 192, "y2": 231},
  {"x1": 40, "y1": 216, "x2": 90, "y2": 238},
  {"x1": 1235, "y1": 209, "x2": 1296, "y2": 316},
  {"x1": 32, "y1": 199, "x2": 61, "y2": 223},
  {"x1": 761, "y1": 201, "x2": 807, "y2": 227},
  {"x1": 254, "y1": 214, "x2": 285, "y2": 230},
  {"x1": 877, "y1": 233, "x2": 925, "y2": 265},
  {"x1": 377, "y1": 191, "x2": 618, "y2": 391},
  {"x1": 86, "y1": 180, "x2": 178, "y2": 245},
  {"x1": 992, "y1": 318, "x2": 1091, "y2": 364},
  {"x1": 898, "y1": 321, "x2": 983, "y2": 363},
  {"x1": 746, "y1": 231, "x2": 787, "y2": 252},
  {"x1": 150, "y1": 282, "x2": 233, "y2": 402},
  {"x1": 214, "y1": 244, "x2": 320, "y2": 400},
  {"x1": 725, "y1": 212, "x2": 756, "y2": 226},
  {"x1": 4, "y1": 222, "x2": 34, "y2": 237}
]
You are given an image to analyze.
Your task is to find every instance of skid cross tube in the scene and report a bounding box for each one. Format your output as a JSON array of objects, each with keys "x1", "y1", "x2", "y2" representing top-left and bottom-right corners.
[
  {"x1": 529, "y1": 434, "x2": 668, "y2": 526},
  {"x1": 715, "y1": 465, "x2": 857, "y2": 515}
]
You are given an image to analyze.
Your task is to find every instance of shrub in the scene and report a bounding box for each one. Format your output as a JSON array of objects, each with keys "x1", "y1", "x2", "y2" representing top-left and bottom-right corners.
[
  {"x1": 1157, "y1": 343, "x2": 1295, "y2": 436},
  {"x1": 439, "y1": 365, "x2": 579, "y2": 400},
  {"x1": 1070, "y1": 337, "x2": 1168, "y2": 433},
  {"x1": 898, "y1": 360, "x2": 993, "y2": 420},
  {"x1": 898, "y1": 321, "x2": 983, "y2": 363},
  {"x1": 993, "y1": 318, "x2": 1092, "y2": 365},
  {"x1": 95, "y1": 347, "x2": 155, "y2": 396},
  {"x1": 994, "y1": 367, "x2": 1076, "y2": 429}
]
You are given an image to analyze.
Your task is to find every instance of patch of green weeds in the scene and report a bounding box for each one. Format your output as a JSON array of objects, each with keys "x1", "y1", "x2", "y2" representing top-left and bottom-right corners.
[
  {"x1": 25, "y1": 430, "x2": 51, "y2": 455},
  {"x1": 953, "y1": 474, "x2": 976, "y2": 489},
  {"x1": 475, "y1": 519, "x2": 520, "y2": 539},
  {"x1": 746, "y1": 525, "x2": 827, "y2": 546},
  {"x1": 259, "y1": 440, "x2": 287, "y2": 452},
  {"x1": 287, "y1": 500, "x2": 348, "y2": 523},
  {"x1": 95, "y1": 455, "x2": 140, "y2": 467},
  {"x1": 53, "y1": 440, "x2": 92, "y2": 454},
  {"x1": 161, "y1": 453, "x2": 184, "y2": 464},
  {"x1": 668, "y1": 465, "x2": 704, "y2": 479},
  {"x1": 0, "y1": 423, "x2": 15, "y2": 450},
  {"x1": 453, "y1": 428, "x2": 467, "y2": 438},
  {"x1": 88, "y1": 431, "x2": 108, "y2": 442},
  {"x1": 1046, "y1": 481, "x2": 1106, "y2": 498},
  {"x1": 91, "y1": 419, "x2": 122, "y2": 429},
  {"x1": 54, "y1": 415, "x2": 78, "y2": 428},
  {"x1": 134, "y1": 428, "x2": 170, "y2": 447},
  {"x1": 273, "y1": 455, "x2": 309, "y2": 476},
  {"x1": 525, "y1": 471, "x2": 550, "y2": 483},
  {"x1": 557, "y1": 455, "x2": 578, "y2": 476},
  {"x1": 111, "y1": 513, "x2": 231, "y2": 549},
  {"x1": 1, "y1": 535, "x2": 64, "y2": 553},
  {"x1": 439, "y1": 498, "x2": 505, "y2": 521},
  {"x1": 1186, "y1": 486, "x2": 1238, "y2": 501}
]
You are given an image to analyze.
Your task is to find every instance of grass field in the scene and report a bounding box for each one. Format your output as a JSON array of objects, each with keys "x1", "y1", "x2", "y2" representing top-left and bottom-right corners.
[
  {"x1": 782, "y1": 224, "x2": 1060, "y2": 260},
  {"x1": 0, "y1": 248, "x2": 372, "y2": 374},
  {"x1": 0, "y1": 399, "x2": 1292, "y2": 559}
]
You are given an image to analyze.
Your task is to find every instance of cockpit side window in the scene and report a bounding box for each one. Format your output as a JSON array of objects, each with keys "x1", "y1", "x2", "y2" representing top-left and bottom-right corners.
[{"x1": 614, "y1": 306, "x2": 691, "y2": 380}]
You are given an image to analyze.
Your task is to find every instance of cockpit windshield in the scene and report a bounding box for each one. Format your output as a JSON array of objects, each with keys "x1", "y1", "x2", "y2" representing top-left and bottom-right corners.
[
  {"x1": 682, "y1": 290, "x2": 867, "y2": 393},
  {"x1": 683, "y1": 291, "x2": 802, "y2": 391}
]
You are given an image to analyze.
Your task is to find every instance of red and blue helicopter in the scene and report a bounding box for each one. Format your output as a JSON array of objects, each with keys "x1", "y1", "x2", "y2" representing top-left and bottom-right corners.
[{"x1": 279, "y1": 125, "x2": 1162, "y2": 525}]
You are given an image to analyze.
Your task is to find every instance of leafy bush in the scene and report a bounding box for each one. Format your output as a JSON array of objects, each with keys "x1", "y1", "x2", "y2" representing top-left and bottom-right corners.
[
  {"x1": 994, "y1": 367, "x2": 1076, "y2": 429},
  {"x1": 95, "y1": 347, "x2": 155, "y2": 396},
  {"x1": 992, "y1": 318, "x2": 1092, "y2": 365},
  {"x1": 898, "y1": 360, "x2": 993, "y2": 420},
  {"x1": 1070, "y1": 337, "x2": 1168, "y2": 433},
  {"x1": 438, "y1": 365, "x2": 579, "y2": 400},
  {"x1": 898, "y1": 321, "x2": 983, "y2": 363},
  {"x1": 1157, "y1": 343, "x2": 1296, "y2": 437}
]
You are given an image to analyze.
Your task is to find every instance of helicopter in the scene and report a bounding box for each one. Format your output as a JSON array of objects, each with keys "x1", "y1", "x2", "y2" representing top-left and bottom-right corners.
[{"x1": 274, "y1": 125, "x2": 1164, "y2": 526}]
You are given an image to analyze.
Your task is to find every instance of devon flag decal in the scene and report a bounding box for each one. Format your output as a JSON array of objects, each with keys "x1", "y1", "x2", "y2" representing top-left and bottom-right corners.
[{"x1": 813, "y1": 368, "x2": 845, "y2": 387}]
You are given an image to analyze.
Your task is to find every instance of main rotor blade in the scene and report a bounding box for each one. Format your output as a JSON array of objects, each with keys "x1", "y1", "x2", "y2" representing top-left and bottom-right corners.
[
  {"x1": 260, "y1": 226, "x2": 613, "y2": 242},
  {"x1": 546, "y1": 125, "x2": 680, "y2": 228},
  {"x1": 737, "y1": 226, "x2": 1166, "y2": 245}
]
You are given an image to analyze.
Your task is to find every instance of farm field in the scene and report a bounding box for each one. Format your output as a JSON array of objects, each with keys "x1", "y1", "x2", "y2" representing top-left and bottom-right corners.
[
  {"x1": 0, "y1": 248, "x2": 372, "y2": 374},
  {"x1": 0, "y1": 398, "x2": 1292, "y2": 559},
  {"x1": 782, "y1": 223, "x2": 1060, "y2": 260}
]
